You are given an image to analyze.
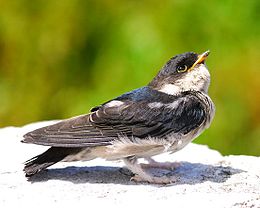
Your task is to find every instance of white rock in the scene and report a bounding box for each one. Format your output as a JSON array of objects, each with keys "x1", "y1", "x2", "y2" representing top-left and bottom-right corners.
[{"x1": 0, "y1": 121, "x2": 259, "y2": 208}]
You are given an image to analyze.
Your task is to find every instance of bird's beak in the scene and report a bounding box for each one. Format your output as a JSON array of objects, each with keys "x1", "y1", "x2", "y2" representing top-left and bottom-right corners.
[{"x1": 188, "y1": 50, "x2": 210, "y2": 71}]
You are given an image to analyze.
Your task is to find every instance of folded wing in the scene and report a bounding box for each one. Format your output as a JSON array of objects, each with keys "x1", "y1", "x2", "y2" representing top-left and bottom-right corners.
[{"x1": 22, "y1": 92, "x2": 206, "y2": 147}]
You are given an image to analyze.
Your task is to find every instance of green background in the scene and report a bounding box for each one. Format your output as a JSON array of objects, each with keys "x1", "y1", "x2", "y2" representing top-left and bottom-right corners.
[{"x1": 0, "y1": 0, "x2": 259, "y2": 155}]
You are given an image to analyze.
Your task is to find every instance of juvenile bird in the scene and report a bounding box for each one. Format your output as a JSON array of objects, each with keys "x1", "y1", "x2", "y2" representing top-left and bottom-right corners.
[{"x1": 22, "y1": 51, "x2": 215, "y2": 184}]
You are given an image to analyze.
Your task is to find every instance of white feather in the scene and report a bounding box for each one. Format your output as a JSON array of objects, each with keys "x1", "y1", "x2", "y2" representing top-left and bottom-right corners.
[
  {"x1": 148, "y1": 102, "x2": 164, "y2": 108},
  {"x1": 105, "y1": 100, "x2": 124, "y2": 107},
  {"x1": 159, "y1": 64, "x2": 210, "y2": 95}
]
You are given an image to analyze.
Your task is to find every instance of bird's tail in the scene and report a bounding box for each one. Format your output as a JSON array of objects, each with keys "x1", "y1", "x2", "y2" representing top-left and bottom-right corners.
[{"x1": 23, "y1": 147, "x2": 82, "y2": 177}]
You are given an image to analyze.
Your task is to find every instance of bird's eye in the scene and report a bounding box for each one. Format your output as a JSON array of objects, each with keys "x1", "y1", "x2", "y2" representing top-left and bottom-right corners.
[{"x1": 177, "y1": 65, "x2": 188, "y2": 73}]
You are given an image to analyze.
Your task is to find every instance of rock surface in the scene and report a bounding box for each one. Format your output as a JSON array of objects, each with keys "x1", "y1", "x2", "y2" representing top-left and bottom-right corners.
[{"x1": 0, "y1": 121, "x2": 259, "y2": 208}]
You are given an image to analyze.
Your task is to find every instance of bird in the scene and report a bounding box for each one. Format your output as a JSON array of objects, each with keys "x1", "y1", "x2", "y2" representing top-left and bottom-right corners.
[{"x1": 22, "y1": 50, "x2": 215, "y2": 184}]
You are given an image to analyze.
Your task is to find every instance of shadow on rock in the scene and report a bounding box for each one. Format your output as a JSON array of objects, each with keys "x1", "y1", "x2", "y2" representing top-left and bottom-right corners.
[
  {"x1": 171, "y1": 162, "x2": 245, "y2": 185},
  {"x1": 27, "y1": 162, "x2": 244, "y2": 186},
  {"x1": 28, "y1": 166, "x2": 134, "y2": 185}
]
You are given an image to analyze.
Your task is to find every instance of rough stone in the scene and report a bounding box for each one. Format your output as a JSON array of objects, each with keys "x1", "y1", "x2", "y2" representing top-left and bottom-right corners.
[{"x1": 0, "y1": 121, "x2": 259, "y2": 207}]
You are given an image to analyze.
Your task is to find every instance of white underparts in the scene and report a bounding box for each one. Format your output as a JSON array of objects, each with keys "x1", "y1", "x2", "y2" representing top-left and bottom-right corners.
[{"x1": 159, "y1": 64, "x2": 210, "y2": 95}]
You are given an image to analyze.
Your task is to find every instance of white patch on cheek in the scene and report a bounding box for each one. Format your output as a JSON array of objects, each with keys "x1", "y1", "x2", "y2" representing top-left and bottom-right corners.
[
  {"x1": 158, "y1": 64, "x2": 210, "y2": 95},
  {"x1": 158, "y1": 84, "x2": 180, "y2": 95},
  {"x1": 105, "y1": 100, "x2": 124, "y2": 107}
]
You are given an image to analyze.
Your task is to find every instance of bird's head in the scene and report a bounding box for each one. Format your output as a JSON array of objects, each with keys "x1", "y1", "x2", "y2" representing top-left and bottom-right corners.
[{"x1": 149, "y1": 51, "x2": 211, "y2": 95}]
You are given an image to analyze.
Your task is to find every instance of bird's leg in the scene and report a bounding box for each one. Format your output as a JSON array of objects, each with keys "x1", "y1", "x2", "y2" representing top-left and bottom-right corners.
[
  {"x1": 123, "y1": 157, "x2": 176, "y2": 184},
  {"x1": 140, "y1": 157, "x2": 180, "y2": 171}
]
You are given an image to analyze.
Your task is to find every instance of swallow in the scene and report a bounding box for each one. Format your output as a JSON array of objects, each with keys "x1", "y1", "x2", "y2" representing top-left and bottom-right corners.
[{"x1": 22, "y1": 51, "x2": 215, "y2": 184}]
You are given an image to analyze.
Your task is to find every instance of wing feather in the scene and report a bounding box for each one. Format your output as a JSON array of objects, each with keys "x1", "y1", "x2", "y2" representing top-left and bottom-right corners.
[{"x1": 22, "y1": 91, "x2": 206, "y2": 147}]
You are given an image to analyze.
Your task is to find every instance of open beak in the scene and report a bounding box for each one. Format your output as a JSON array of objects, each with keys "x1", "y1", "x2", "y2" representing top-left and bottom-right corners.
[{"x1": 189, "y1": 50, "x2": 210, "y2": 71}]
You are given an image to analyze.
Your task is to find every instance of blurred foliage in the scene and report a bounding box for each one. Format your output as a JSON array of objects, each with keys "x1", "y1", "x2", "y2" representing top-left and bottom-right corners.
[{"x1": 0, "y1": 0, "x2": 259, "y2": 156}]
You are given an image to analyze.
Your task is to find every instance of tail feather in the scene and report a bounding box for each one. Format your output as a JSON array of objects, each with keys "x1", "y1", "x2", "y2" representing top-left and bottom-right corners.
[{"x1": 24, "y1": 147, "x2": 82, "y2": 177}]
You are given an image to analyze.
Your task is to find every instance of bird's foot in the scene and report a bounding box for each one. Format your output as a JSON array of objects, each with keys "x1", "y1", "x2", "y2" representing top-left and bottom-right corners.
[
  {"x1": 131, "y1": 174, "x2": 176, "y2": 184},
  {"x1": 124, "y1": 157, "x2": 177, "y2": 184},
  {"x1": 140, "y1": 158, "x2": 180, "y2": 171}
]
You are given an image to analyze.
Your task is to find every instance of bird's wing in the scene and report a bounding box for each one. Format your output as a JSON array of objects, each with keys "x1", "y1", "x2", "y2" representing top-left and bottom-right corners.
[{"x1": 22, "y1": 93, "x2": 206, "y2": 147}]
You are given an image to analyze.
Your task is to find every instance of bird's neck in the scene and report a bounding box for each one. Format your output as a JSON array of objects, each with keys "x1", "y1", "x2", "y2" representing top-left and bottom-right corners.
[{"x1": 149, "y1": 65, "x2": 210, "y2": 96}]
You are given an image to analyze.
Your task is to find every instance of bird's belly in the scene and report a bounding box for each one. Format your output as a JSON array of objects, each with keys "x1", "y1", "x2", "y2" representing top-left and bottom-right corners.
[
  {"x1": 91, "y1": 140, "x2": 167, "y2": 160},
  {"x1": 91, "y1": 129, "x2": 207, "y2": 160},
  {"x1": 64, "y1": 128, "x2": 204, "y2": 162}
]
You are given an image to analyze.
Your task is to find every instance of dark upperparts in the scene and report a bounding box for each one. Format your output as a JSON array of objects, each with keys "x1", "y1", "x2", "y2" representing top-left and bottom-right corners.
[
  {"x1": 162, "y1": 52, "x2": 198, "y2": 74},
  {"x1": 90, "y1": 86, "x2": 203, "y2": 113},
  {"x1": 115, "y1": 86, "x2": 175, "y2": 103},
  {"x1": 148, "y1": 52, "x2": 199, "y2": 88},
  {"x1": 115, "y1": 86, "x2": 204, "y2": 104}
]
